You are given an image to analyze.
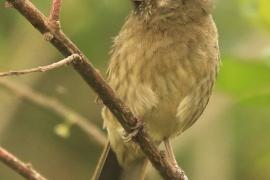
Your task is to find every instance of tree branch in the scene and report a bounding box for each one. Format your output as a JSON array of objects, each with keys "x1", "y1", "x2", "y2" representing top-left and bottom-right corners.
[
  {"x1": 5, "y1": 0, "x2": 185, "y2": 179},
  {"x1": 0, "y1": 147, "x2": 47, "y2": 180},
  {"x1": 0, "y1": 79, "x2": 107, "y2": 146},
  {"x1": 0, "y1": 54, "x2": 80, "y2": 77}
]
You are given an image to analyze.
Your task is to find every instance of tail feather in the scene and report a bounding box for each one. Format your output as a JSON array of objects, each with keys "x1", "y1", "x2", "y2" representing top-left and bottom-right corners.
[
  {"x1": 92, "y1": 141, "x2": 123, "y2": 180},
  {"x1": 92, "y1": 141, "x2": 148, "y2": 180}
]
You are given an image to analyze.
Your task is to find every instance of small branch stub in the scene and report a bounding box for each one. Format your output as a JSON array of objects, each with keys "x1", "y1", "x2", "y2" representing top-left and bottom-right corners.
[{"x1": 48, "y1": 0, "x2": 62, "y2": 30}]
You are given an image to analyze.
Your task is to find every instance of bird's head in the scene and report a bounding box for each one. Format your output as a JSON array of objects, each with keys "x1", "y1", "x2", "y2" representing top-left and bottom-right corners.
[{"x1": 132, "y1": 0, "x2": 213, "y2": 23}]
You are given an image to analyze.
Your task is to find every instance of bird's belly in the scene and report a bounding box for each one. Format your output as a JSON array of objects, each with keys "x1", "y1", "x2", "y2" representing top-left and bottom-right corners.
[
  {"x1": 143, "y1": 87, "x2": 211, "y2": 143},
  {"x1": 142, "y1": 71, "x2": 215, "y2": 143},
  {"x1": 143, "y1": 97, "x2": 182, "y2": 143}
]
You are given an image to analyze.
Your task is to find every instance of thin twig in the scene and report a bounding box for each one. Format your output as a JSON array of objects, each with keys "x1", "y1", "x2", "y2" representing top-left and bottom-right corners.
[
  {"x1": 0, "y1": 147, "x2": 47, "y2": 180},
  {"x1": 6, "y1": 0, "x2": 184, "y2": 179},
  {"x1": 0, "y1": 54, "x2": 80, "y2": 77},
  {"x1": 0, "y1": 79, "x2": 107, "y2": 146}
]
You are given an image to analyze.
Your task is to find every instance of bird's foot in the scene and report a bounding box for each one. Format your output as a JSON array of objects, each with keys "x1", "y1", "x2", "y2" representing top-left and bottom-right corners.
[
  {"x1": 123, "y1": 129, "x2": 139, "y2": 142},
  {"x1": 122, "y1": 120, "x2": 144, "y2": 143}
]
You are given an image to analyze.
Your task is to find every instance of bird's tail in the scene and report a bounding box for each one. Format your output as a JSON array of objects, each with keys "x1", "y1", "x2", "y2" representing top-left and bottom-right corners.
[
  {"x1": 91, "y1": 141, "x2": 148, "y2": 180},
  {"x1": 92, "y1": 141, "x2": 123, "y2": 180}
]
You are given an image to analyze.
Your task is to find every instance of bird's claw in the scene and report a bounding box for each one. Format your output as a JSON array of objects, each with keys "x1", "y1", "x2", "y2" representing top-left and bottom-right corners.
[
  {"x1": 122, "y1": 120, "x2": 144, "y2": 143},
  {"x1": 123, "y1": 128, "x2": 140, "y2": 142}
]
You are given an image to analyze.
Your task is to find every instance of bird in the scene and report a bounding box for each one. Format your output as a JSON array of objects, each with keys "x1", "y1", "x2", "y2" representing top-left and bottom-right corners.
[{"x1": 92, "y1": 0, "x2": 220, "y2": 179}]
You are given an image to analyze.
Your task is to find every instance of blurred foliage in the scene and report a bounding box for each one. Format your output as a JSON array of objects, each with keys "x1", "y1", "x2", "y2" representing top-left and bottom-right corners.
[
  {"x1": 0, "y1": 0, "x2": 270, "y2": 180},
  {"x1": 241, "y1": 0, "x2": 270, "y2": 29},
  {"x1": 217, "y1": 57, "x2": 270, "y2": 98}
]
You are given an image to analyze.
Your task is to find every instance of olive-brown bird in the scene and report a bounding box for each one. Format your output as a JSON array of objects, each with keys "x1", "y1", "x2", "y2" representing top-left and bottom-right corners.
[{"x1": 93, "y1": 0, "x2": 220, "y2": 179}]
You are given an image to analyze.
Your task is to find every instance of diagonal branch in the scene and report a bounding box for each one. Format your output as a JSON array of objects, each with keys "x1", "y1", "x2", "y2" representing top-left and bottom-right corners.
[
  {"x1": 0, "y1": 79, "x2": 107, "y2": 146},
  {"x1": 5, "y1": 0, "x2": 184, "y2": 179},
  {"x1": 0, "y1": 147, "x2": 47, "y2": 180},
  {"x1": 0, "y1": 54, "x2": 80, "y2": 77}
]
